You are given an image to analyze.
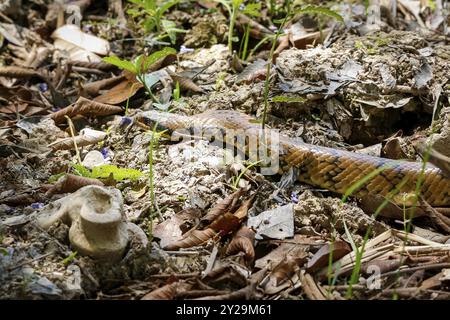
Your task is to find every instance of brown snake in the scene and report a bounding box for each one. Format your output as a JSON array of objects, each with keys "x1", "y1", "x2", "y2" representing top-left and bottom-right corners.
[{"x1": 136, "y1": 110, "x2": 450, "y2": 207}]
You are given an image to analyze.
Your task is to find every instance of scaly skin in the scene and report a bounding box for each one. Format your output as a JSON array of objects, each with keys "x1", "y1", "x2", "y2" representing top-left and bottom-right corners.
[{"x1": 136, "y1": 110, "x2": 450, "y2": 206}]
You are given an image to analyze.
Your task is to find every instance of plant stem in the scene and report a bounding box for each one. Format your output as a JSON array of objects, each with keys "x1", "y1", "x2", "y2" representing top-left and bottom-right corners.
[
  {"x1": 137, "y1": 73, "x2": 160, "y2": 104},
  {"x1": 261, "y1": 1, "x2": 291, "y2": 129},
  {"x1": 228, "y1": 5, "x2": 238, "y2": 52}
]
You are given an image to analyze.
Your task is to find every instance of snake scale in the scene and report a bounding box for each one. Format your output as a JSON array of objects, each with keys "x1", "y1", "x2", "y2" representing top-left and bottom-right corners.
[{"x1": 136, "y1": 110, "x2": 450, "y2": 207}]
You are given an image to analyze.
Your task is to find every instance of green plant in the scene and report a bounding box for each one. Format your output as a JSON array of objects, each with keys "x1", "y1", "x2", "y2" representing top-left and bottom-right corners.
[
  {"x1": 103, "y1": 47, "x2": 176, "y2": 102},
  {"x1": 61, "y1": 251, "x2": 78, "y2": 265},
  {"x1": 231, "y1": 160, "x2": 262, "y2": 189},
  {"x1": 215, "y1": 0, "x2": 261, "y2": 52},
  {"x1": 127, "y1": 0, "x2": 185, "y2": 44},
  {"x1": 172, "y1": 81, "x2": 181, "y2": 101},
  {"x1": 261, "y1": 4, "x2": 343, "y2": 128},
  {"x1": 239, "y1": 23, "x2": 251, "y2": 60},
  {"x1": 72, "y1": 164, "x2": 145, "y2": 182}
]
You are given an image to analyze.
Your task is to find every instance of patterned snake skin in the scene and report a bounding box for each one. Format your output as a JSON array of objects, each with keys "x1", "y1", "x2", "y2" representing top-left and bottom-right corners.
[{"x1": 136, "y1": 110, "x2": 450, "y2": 207}]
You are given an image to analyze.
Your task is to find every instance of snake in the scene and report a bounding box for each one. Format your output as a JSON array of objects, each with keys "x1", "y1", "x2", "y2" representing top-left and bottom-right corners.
[{"x1": 135, "y1": 110, "x2": 450, "y2": 207}]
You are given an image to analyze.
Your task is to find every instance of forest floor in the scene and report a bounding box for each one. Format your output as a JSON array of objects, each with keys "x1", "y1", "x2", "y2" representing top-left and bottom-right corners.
[{"x1": 1, "y1": 0, "x2": 450, "y2": 300}]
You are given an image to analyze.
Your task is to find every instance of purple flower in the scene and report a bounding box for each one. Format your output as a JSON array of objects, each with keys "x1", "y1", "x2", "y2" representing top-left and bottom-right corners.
[
  {"x1": 179, "y1": 45, "x2": 194, "y2": 54},
  {"x1": 38, "y1": 83, "x2": 48, "y2": 92},
  {"x1": 31, "y1": 202, "x2": 44, "y2": 209},
  {"x1": 101, "y1": 147, "x2": 108, "y2": 159},
  {"x1": 239, "y1": 3, "x2": 246, "y2": 11},
  {"x1": 120, "y1": 116, "x2": 132, "y2": 127},
  {"x1": 290, "y1": 192, "x2": 298, "y2": 204},
  {"x1": 269, "y1": 25, "x2": 278, "y2": 32}
]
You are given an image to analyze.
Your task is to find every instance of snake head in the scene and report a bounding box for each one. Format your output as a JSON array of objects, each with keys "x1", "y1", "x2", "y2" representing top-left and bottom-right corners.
[{"x1": 135, "y1": 110, "x2": 190, "y2": 133}]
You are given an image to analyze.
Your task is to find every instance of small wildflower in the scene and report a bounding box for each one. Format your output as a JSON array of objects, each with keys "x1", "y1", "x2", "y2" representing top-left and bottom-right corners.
[
  {"x1": 38, "y1": 83, "x2": 48, "y2": 92},
  {"x1": 101, "y1": 147, "x2": 108, "y2": 159},
  {"x1": 239, "y1": 3, "x2": 246, "y2": 11},
  {"x1": 291, "y1": 192, "x2": 298, "y2": 204},
  {"x1": 269, "y1": 25, "x2": 278, "y2": 32},
  {"x1": 31, "y1": 202, "x2": 44, "y2": 209},
  {"x1": 179, "y1": 45, "x2": 194, "y2": 54},
  {"x1": 120, "y1": 116, "x2": 132, "y2": 127}
]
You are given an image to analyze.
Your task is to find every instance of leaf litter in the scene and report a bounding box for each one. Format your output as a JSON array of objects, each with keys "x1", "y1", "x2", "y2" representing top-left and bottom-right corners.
[{"x1": 0, "y1": 0, "x2": 450, "y2": 301}]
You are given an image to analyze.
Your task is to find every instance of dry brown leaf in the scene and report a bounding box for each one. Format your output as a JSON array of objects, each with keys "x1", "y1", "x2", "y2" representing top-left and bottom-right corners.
[
  {"x1": 167, "y1": 70, "x2": 204, "y2": 93},
  {"x1": 0, "y1": 66, "x2": 39, "y2": 78},
  {"x1": 208, "y1": 212, "x2": 242, "y2": 235},
  {"x1": 48, "y1": 128, "x2": 107, "y2": 151},
  {"x1": 153, "y1": 208, "x2": 202, "y2": 248},
  {"x1": 50, "y1": 96, "x2": 122, "y2": 124},
  {"x1": 0, "y1": 192, "x2": 36, "y2": 206},
  {"x1": 271, "y1": 247, "x2": 308, "y2": 286},
  {"x1": 306, "y1": 240, "x2": 351, "y2": 273},
  {"x1": 226, "y1": 226, "x2": 256, "y2": 265},
  {"x1": 360, "y1": 258, "x2": 403, "y2": 275},
  {"x1": 201, "y1": 188, "x2": 244, "y2": 224},
  {"x1": 163, "y1": 228, "x2": 217, "y2": 250},
  {"x1": 141, "y1": 281, "x2": 192, "y2": 300},
  {"x1": 79, "y1": 75, "x2": 126, "y2": 97},
  {"x1": 147, "y1": 53, "x2": 177, "y2": 73},
  {"x1": 70, "y1": 60, "x2": 116, "y2": 71},
  {"x1": 233, "y1": 193, "x2": 256, "y2": 220},
  {"x1": 94, "y1": 78, "x2": 142, "y2": 105},
  {"x1": 46, "y1": 173, "x2": 104, "y2": 196}
]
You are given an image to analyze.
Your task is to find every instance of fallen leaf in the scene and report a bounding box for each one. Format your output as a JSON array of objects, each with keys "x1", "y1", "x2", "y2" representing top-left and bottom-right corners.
[
  {"x1": 201, "y1": 188, "x2": 244, "y2": 225},
  {"x1": 46, "y1": 174, "x2": 104, "y2": 196},
  {"x1": 247, "y1": 204, "x2": 294, "y2": 240},
  {"x1": 226, "y1": 226, "x2": 256, "y2": 265},
  {"x1": 141, "y1": 281, "x2": 192, "y2": 300},
  {"x1": 153, "y1": 208, "x2": 202, "y2": 248},
  {"x1": 163, "y1": 228, "x2": 217, "y2": 250},
  {"x1": 305, "y1": 240, "x2": 351, "y2": 273},
  {"x1": 51, "y1": 96, "x2": 122, "y2": 124}
]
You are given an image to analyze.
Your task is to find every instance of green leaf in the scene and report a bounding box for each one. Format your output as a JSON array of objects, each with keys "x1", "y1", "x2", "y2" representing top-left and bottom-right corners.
[
  {"x1": 296, "y1": 6, "x2": 344, "y2": 23},
  {"x1": 159, "y1": 0, "x2": 179, "y2": 15},
  {"x1": 242, "y1": 2, "x2": 261, "y2": 17},
  {"x1": 71, "y1": 164, "x2": 92, "y2": 178},
  {"x1": 0, "y1": 247, "x2": 8, "y2": 256},
  {"x1": 48, "y1": 172, "x2": 65, "y2": 183},
  {"x1": 161, "y1": 20, "x2": 185, "y2": 44},
  {"x1": 271, "y1": 95, "x2": 307, "y2": 103},
  {"x1": 102, "y1": 56, "x2": 137, "y2": 74},
  {"x1": 143, "y1": 46, "x2": 177, "y2": 72},
  {"x1": 91, "y1": 165, "x2": 145, "y2": 181},
  {"x1": 61, "y1": 251, "x2": 78, "y2": 265}
]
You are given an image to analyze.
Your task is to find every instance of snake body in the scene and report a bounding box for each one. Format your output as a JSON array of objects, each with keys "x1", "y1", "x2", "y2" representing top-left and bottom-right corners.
[{"x1": 137, "y1": 110, "x2": 450, "y2": 207}]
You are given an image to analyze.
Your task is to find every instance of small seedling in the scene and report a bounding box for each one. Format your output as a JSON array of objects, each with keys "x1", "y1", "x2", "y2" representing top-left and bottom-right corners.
[
  {"x1": 61, "y1": 251, "x2": 78, "y2": 265},
  {"x1": 214, "y1": 0, "x2": 261, "y2": 52}
]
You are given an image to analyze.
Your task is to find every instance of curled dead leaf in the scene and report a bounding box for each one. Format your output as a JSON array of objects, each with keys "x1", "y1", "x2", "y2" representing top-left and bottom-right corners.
[
  {"x1": 360, "y1": 258, "x2": 403, "y2": 275},
  {"x1": 201, "y1": 188, "x2": 244, "y2": 225},
  {"x1": 51, "y1": 97, "x2": 122, "y2": 124},
  {"x1": 208, "y1": 212, "x2": 241, "y2": 235},
  {"x1": 226, "y1": 226, "x2": 256, "y2": 265},
  {"x1": 141, "y1": 281, "x2": 192, "y2": 300},
  {"x1": 233, "y1": 193, "x2": 256, "y2": 220},
  {"x1": 46, "y1": 173, "x2": 104, "y2": 196},
  {"x1": 167, "y1": 69, "x2": 204, "y2": 93},
  {"x1": 270, "y1": 247, "x2": 308, "y2": 286},
  {"x1": 93, "y1": 78, "x2": 142, "y2": 105},
  {"x1": 48, "y1": 128, "x2": 107, "y2": 150},
  {"x1": 306, "y1": 240, "x2": 351, "y2": 273},
  {"x1": 0, "y1": 66, "x2": 39, "y2": 78},
  {"x1": 163, "y1": 228, "x2": 217, "y2": 251},
  {"x1": 79, "y1": 75, "x2": 125, "y2": 97}
]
